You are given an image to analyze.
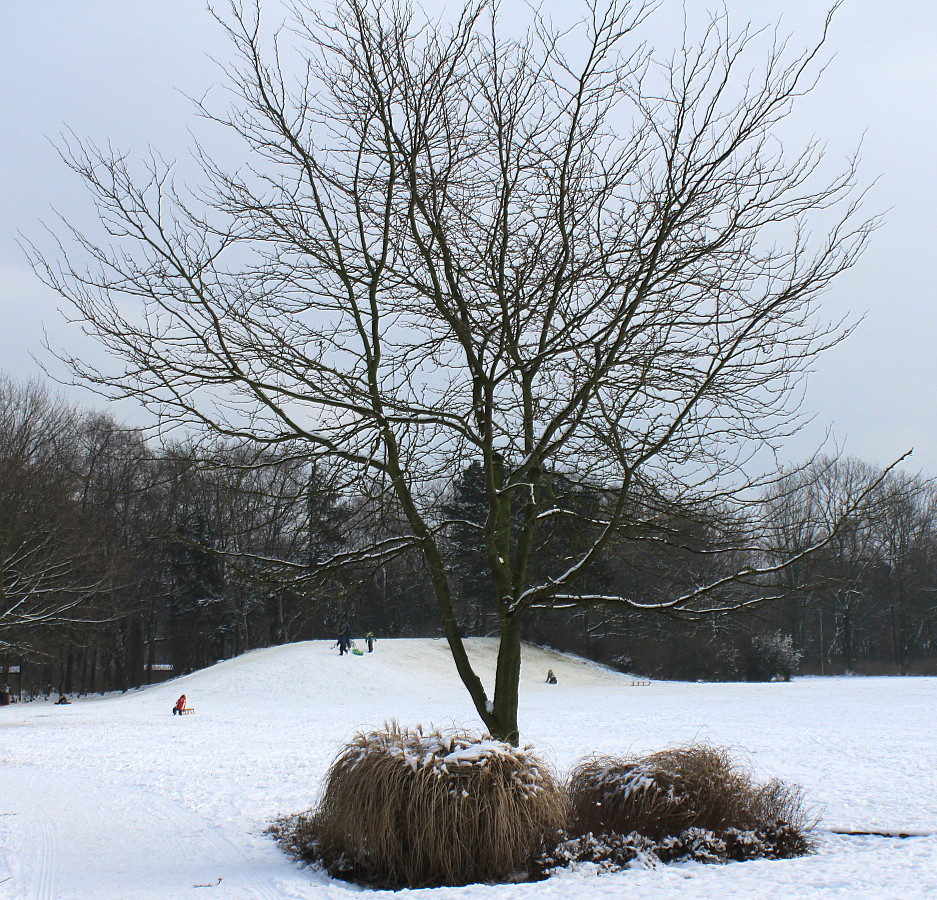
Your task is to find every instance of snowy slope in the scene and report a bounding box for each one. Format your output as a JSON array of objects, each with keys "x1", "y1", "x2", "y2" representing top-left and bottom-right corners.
[{"x1": 1, "y1": 638, "x2": 935, "y2": 899}]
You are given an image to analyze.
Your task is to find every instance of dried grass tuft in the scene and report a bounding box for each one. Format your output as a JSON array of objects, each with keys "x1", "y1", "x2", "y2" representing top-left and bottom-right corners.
[
  {"x1": 568, "y1": 743, "x2": 813, "y2": 849},
  {"x1": 274, "y1": 722, "x2": 567, "y2": 888}
]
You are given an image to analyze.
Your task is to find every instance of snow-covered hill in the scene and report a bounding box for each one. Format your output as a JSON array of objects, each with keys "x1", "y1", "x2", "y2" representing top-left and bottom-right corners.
[{"x1": 2, "y1": 638, "x2": 935, "y2": 898}]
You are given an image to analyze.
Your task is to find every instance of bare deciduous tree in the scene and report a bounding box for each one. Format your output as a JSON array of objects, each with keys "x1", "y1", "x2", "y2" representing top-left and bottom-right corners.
[
  {"x1": 764, "y1": 456, "x2": 888, "y2": 672},
  {"x1": 32, "y1": 0, "x2": 883, "y2": 740},
  {"x1": 0, "y1": 378, "x2": 116, "y2": 650},
  {"x1": 869, "y1": 470, "x2": 937, "y2": 675}
]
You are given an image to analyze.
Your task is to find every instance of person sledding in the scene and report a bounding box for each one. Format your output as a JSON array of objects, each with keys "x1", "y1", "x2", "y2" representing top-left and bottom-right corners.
[
  {"x1": 546, "y1": 669, "x2": 557, "y2": 684},
  {"x1": 173, "y1": 694, "x2": 188, "y2": 715}
]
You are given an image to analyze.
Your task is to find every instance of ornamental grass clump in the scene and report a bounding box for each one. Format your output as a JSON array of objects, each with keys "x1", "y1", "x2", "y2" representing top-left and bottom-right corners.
[
  {"x1": 564, "y1": 744, "x2": 813, "y2": 864},
  {"x1": 274, "y1": 722, "x2": 566, "y2": 888}
]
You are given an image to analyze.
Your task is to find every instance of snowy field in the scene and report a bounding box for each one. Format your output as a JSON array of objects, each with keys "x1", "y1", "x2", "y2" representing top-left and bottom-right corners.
[{"x1": 1, "y1": 638, "x2": 935, "y2": 899}]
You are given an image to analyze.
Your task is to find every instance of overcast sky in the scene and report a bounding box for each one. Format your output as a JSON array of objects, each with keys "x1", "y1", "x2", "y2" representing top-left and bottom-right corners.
[{"x1": 1, "y1": 1, "x2": 934, "y2": 473}]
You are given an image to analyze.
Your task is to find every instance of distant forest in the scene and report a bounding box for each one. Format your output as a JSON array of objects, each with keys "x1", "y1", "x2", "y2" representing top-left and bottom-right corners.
[{"x1": 2, "y1": 374, "x2": 935, "y2": 697}]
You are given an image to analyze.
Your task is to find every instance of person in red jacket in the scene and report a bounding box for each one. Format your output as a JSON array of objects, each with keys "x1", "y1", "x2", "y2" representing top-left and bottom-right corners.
[{"x1": 173, "y1": 694, "x2": 187, "y2": 715}]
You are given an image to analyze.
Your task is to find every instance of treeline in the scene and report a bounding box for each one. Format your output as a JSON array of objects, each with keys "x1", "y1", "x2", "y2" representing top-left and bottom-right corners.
[
  {"x1": 2, "y1": 375, "x2": 935, "y2": 697},
  {"x1": 0, "y1": 376, "x2": 353, "y2": 696},
  {"x1": 447, "y1": 458, "x2": 937, "y2": 680}
]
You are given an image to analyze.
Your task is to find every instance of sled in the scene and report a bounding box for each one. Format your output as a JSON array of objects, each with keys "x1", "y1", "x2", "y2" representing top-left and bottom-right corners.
[
  {"x1": 352, "y1": 648, "x2": 364, "y2": 656},
  {"x1": 180, "y1": 707, "x2": 196, "y2": 714}
]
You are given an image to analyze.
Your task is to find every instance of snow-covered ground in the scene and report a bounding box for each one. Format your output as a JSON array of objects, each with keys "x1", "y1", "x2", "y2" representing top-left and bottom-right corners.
[{"x1": 1, "y1": 638, "x2": 935, "y2": 899}]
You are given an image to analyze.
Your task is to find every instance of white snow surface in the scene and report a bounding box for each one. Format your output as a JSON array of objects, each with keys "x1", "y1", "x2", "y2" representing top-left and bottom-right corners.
[{"x1": 1, "y1": 637, "x2": 935, "y2": 899}]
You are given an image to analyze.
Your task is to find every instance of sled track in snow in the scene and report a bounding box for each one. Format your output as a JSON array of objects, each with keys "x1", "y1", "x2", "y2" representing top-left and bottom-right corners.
[
  {"x1": 33, "y1": 798, "x2": 55, "y2": 900},
  {"x1": 4, "y1": 766, "x2": 286, "y2": 900},
  {"x1": 143, "y1": 791, "x2": 285, "y2": 900},
  {"x1": 3, "y1": 778, "x2": 56, "y2": 900}
]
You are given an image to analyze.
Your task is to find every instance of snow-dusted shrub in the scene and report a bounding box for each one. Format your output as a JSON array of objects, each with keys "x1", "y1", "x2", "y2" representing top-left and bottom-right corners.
[
  {"x1": 566, "y1": 744, "x2": 813, "y2": 853},
  {"x1": 274, "y1": 722, "x2": 566, "y2": 888},
  {"x1": 746, "y1": 630, "x2": 803, "y2": 681},
  {"x1": 537, "y1": 823, "x2": 812, "y2": 875},
  {"x1": 536, "y1": 831, "x2": 659, "y2": 874}
]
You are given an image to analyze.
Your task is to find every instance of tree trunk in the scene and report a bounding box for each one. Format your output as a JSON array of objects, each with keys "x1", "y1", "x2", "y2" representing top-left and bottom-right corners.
[
  {"x1": 491, "y1": 615, "x2": 523, "y2": 745},
  {"x1": 130, "y1": 618, "x2": 145, "y2": 688},
  {"x1": 64, "y1": 645, "x2": 75, "y2": 693},
  {"x1": 146, "y1": 638, "x2": 155, "y2": 685},
  {"x1": 842, "y1": 601, "x2": 854, "y2": 672}
]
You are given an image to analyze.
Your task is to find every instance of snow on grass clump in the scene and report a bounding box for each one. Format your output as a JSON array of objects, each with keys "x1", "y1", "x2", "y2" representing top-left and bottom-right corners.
[
  {"x1": 271, "y1": 722, "x2": 566, "y2": 889},
  {"x1": 559, "y1": 744, "x2": 814, "y2": 870},
  {"x1": 538, "y1": 824, "x2": 813, "y2": 876}
]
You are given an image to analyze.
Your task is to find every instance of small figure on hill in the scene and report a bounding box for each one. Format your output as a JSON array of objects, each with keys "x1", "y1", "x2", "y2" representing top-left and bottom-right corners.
[
  {"x1": 338, "y1": 628, "x2": 351, "y2": 656},
  {"x1": 366, "y1": 631, "x2": 376, "y2": 653},
  {"x1": 546, "y1": 669, "x2": 557, "y2": 685},
  {"x1": 56, "y1": 692, "x2": 71, "y2": 705},
  {"x1": 173, "y1": 694, "x2": 187, "y2": 715}
]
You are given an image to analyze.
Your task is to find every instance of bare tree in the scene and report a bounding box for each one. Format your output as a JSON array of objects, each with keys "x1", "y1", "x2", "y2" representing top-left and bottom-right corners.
[
  {"x1": 0, "y1": 377, "x2": 116, "y2": 651},
  {"x1": 763, "y1": 455, "x2": 936, "y2": 675},
  {"x1": 158, "y1": 439, "x2": 346, "y2": 658},
  {"x1": 32, "y1": 0, "x2": 881, "y2": 740},
  {"x1": 870, "y1": 471, "x2": 937, "y2": 675},
  {"x1": 764, "y1": 456, "x2": 887, "y2": 672}
]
